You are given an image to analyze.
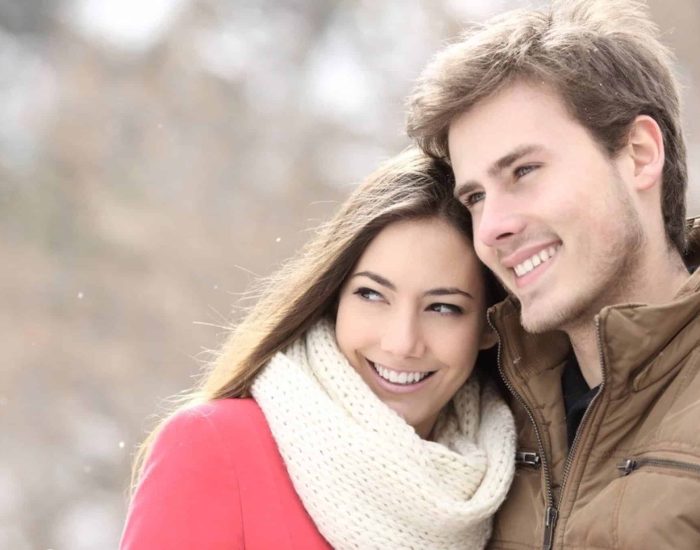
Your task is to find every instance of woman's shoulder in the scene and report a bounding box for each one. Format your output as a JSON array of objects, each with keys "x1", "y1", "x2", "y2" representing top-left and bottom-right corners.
[
  {"x1": 158, "y1": 398, "x2": 270, "y2": 453},
  {"x1": 125, "y1": 400, "x2": 330, "y2": 549},
  {"x1": 133, "y1": 398, "x2": 276, "y2": 498},
  {"x1": 121, "y1": 400, "x2": 263, "y2": 548},
  {"x1": 168, "y1": 397, "x2": 266, "y2": 428}
]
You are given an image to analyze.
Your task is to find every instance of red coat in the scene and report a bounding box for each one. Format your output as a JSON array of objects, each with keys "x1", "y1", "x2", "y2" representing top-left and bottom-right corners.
[{"x1": 120, "y1": 398, "x2": 331, "y2": 549}]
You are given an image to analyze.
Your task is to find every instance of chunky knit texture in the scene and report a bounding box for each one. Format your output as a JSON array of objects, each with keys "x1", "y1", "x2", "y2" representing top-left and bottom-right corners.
[{"x1": 252, "y1": 320, "x2": 516, "y2": 550}]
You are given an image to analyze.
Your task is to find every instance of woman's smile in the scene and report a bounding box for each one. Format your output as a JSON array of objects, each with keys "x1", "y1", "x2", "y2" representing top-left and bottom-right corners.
[{"x1": 366, "y1": 358, "x2": 437, "y2": 391}]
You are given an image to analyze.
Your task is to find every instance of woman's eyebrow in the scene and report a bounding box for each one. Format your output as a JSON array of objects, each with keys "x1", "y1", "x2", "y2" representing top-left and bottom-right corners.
[
  {"x1": 351, "y1": 272, "x2": 474, "y2": 300},
  {"x1": 351, "y1": 271, "x2": 395, "y2": 290},
  {"x1": 424, "y1": 287, "x2": 474, "y2": 300}
]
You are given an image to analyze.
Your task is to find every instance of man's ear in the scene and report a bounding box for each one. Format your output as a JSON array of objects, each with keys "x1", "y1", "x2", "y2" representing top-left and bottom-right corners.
[
  {"x1": 626, "y1": 115, "x2": 665, "y2": 192},
  {"x1": 479, "y1": 325, "x2": 498, "y2": 350}
]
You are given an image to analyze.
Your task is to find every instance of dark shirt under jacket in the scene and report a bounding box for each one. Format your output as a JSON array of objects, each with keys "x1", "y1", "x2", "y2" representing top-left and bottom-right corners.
[{"x1": 561, "y1": 355, "x2": 599, "y2": 448}]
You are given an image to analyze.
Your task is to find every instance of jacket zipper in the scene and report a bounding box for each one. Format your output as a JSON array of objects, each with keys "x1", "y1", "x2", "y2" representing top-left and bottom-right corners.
[
  {"x1": 487, "y1": 314, "x2": 556, "y2": 550},
  {"x1": 515, "y1": 451, "x2": 542, "y2": 468},
  {"x1": 543, "y1": 318, "x2": 607, "y2": 549},
  {"x1": 617, "y1": 457, "x2": 700, "y2": 476},
  {"x1": 490, "y1": 313, "x2": 608, "y2": 550}
]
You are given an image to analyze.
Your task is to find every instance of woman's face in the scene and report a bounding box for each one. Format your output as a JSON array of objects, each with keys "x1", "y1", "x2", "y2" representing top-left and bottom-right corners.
[{"x1": 335, "y1": 216, "x2": 494, "y2": 439}]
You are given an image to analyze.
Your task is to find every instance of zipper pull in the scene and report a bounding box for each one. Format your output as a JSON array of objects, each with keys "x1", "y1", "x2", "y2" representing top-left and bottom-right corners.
[
  {"x1": 516, "y1": 451, "x2": 542, "y2": 468},
  {"x1": 542, "y1": 505, "x2": 558, "y2": 550},
  {"x1": 617, "y1": 458, "x2": 638, "y2": 476}
]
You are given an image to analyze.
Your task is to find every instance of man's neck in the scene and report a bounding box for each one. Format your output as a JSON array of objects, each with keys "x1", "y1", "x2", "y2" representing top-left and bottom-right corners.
[{"x1": 565, "y1": 261, "x2": 689, "y2": 389}]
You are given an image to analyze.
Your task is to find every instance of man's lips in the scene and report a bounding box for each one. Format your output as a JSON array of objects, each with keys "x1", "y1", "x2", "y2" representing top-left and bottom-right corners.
[
  {"x1": 512, "y1": 244, "x2": 559, "y2": 277},
  {"x1": 501, "y1": 241, "x2": 561, "y2": 278},
  {"x1": 500, "y1": 241, "x2": 562, "y2": 269}
]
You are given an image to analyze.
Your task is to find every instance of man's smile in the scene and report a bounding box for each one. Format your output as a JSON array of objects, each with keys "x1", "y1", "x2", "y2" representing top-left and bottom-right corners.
[{"x1": 512, "y1": 244, "x2": 560, "y2": 278}]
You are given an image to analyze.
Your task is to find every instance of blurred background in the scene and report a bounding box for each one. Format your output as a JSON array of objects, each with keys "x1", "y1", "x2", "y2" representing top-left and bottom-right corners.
[{"x1": 1, "y1": 0, "x2": 698, "y2": 548}]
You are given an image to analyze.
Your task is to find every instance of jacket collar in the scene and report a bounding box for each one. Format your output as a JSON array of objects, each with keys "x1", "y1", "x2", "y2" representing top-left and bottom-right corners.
[{"x1": 597, "y1": 268, "x2": 700, "y2": 393}]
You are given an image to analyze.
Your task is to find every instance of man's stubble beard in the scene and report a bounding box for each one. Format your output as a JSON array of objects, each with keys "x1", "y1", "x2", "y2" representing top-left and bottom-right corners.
[{"x1": 519, "y1": 174, "x2": 647, "y2": 335}]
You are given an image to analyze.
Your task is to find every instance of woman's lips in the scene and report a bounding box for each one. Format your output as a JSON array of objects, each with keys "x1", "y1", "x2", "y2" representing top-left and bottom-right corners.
[{"x1": 366, "y1": 359, "x2": 436, "y2": 393}]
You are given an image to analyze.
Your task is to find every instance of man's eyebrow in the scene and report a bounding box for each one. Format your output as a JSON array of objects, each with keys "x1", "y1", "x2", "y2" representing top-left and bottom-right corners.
[
  {"x1": 351, "y1": 271, "x2": 395, "y2": 290},
  {"x1": 455, "y1": 144, "x2": 545, "y2": 196}
]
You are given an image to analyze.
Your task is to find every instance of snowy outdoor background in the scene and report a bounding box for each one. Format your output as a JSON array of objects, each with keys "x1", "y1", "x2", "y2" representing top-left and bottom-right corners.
[{"x1": 1, "y1": 0, "x2": 698, "y2": 548}]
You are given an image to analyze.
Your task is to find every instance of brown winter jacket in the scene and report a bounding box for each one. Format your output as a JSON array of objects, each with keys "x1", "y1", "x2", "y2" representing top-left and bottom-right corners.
[{"x1": 488, "y1": 217, "x2": 700, "y2": 550}]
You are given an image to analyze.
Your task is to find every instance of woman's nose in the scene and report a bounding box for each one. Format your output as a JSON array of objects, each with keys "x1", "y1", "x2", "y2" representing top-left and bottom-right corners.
[{"x1": 380, "y1": 311, "x2": 425, "y2": 358}]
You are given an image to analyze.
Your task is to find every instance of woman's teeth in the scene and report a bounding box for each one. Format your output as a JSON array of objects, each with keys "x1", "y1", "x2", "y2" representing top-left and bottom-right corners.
[
  {"x1": 372, "y1": 363, "x2": 432, "y2": 385},
  {"x1": 513, "y1": 245, "x2": 559, "y2": 277}
]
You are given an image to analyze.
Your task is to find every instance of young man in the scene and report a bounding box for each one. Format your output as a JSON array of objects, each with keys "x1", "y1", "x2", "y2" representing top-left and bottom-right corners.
[{"x1": 407, "y1": 1, "x2": 700, "y2": 549}]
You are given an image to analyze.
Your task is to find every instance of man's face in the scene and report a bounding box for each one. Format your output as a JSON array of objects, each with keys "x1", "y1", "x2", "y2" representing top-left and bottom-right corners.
[{"x1": 448, "y1": 81, "x2": 646, "y2": 333}]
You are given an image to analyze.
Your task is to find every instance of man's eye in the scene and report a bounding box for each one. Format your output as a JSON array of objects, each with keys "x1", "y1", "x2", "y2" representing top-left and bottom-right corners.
[
  {"x1": 514, "y1": 164, "x2": 537, "y2": 179},
  {"x1": 354, "y1": 287, "x2": 383, "y2": 302},
  {"x1": 462, "y1": 191, "x2": 485, "y2": 208}
]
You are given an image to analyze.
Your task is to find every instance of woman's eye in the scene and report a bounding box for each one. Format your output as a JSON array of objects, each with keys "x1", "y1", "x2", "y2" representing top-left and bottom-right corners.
[
  {"x1": 428, "y1": 303, "x2": 463, "y2": 315},
  {"x1": 354, "y1": 287, "x2": 384, "y2": 302}
]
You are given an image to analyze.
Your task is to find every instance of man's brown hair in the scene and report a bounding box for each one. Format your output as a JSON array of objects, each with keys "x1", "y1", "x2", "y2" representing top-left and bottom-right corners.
[{"x1": 407, "y1": 0, "x2": 688, "y2": 253}]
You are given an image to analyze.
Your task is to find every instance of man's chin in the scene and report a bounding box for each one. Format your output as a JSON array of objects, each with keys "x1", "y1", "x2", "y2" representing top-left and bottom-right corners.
[{"x1": 518, "y1": 299, "x2": 568, "y2": 334}]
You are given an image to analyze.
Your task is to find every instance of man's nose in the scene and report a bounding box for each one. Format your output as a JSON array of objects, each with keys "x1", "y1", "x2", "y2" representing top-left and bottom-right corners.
[
  {"x1": 474, "y1": 191, "x2": 527, "y2": 248},
  {"x1": 380, "y1": 310, "x2": 425, "y2": 358}
]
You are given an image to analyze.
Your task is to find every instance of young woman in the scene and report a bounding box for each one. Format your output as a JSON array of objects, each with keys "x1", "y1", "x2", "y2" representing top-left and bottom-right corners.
[{"x1": 121, "y1": 148, "x2": 515, "y2": 550}]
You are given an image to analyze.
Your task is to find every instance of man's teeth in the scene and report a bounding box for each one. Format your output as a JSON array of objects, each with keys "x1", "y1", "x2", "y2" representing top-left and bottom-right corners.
[
  {"x1": 373, "y1": 363, "x2": 431, "y2": 385},
  {"x1": 513, "y1": 245, "x2": 559, "y2": 277}
]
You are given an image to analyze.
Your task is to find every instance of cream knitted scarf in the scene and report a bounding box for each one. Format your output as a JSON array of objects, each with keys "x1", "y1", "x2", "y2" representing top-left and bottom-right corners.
[{"x1": 251, "y1": 320, "x2": 515, "y2": 550}]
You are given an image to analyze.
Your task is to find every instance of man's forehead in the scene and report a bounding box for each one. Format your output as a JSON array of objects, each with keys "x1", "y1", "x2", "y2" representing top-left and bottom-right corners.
[
  {"x1": 448, "y1": 81, "x2": 571, "y2": 141},
  {"x1": 447, "y1": 84, "x2": 583, "y2": 179}
]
